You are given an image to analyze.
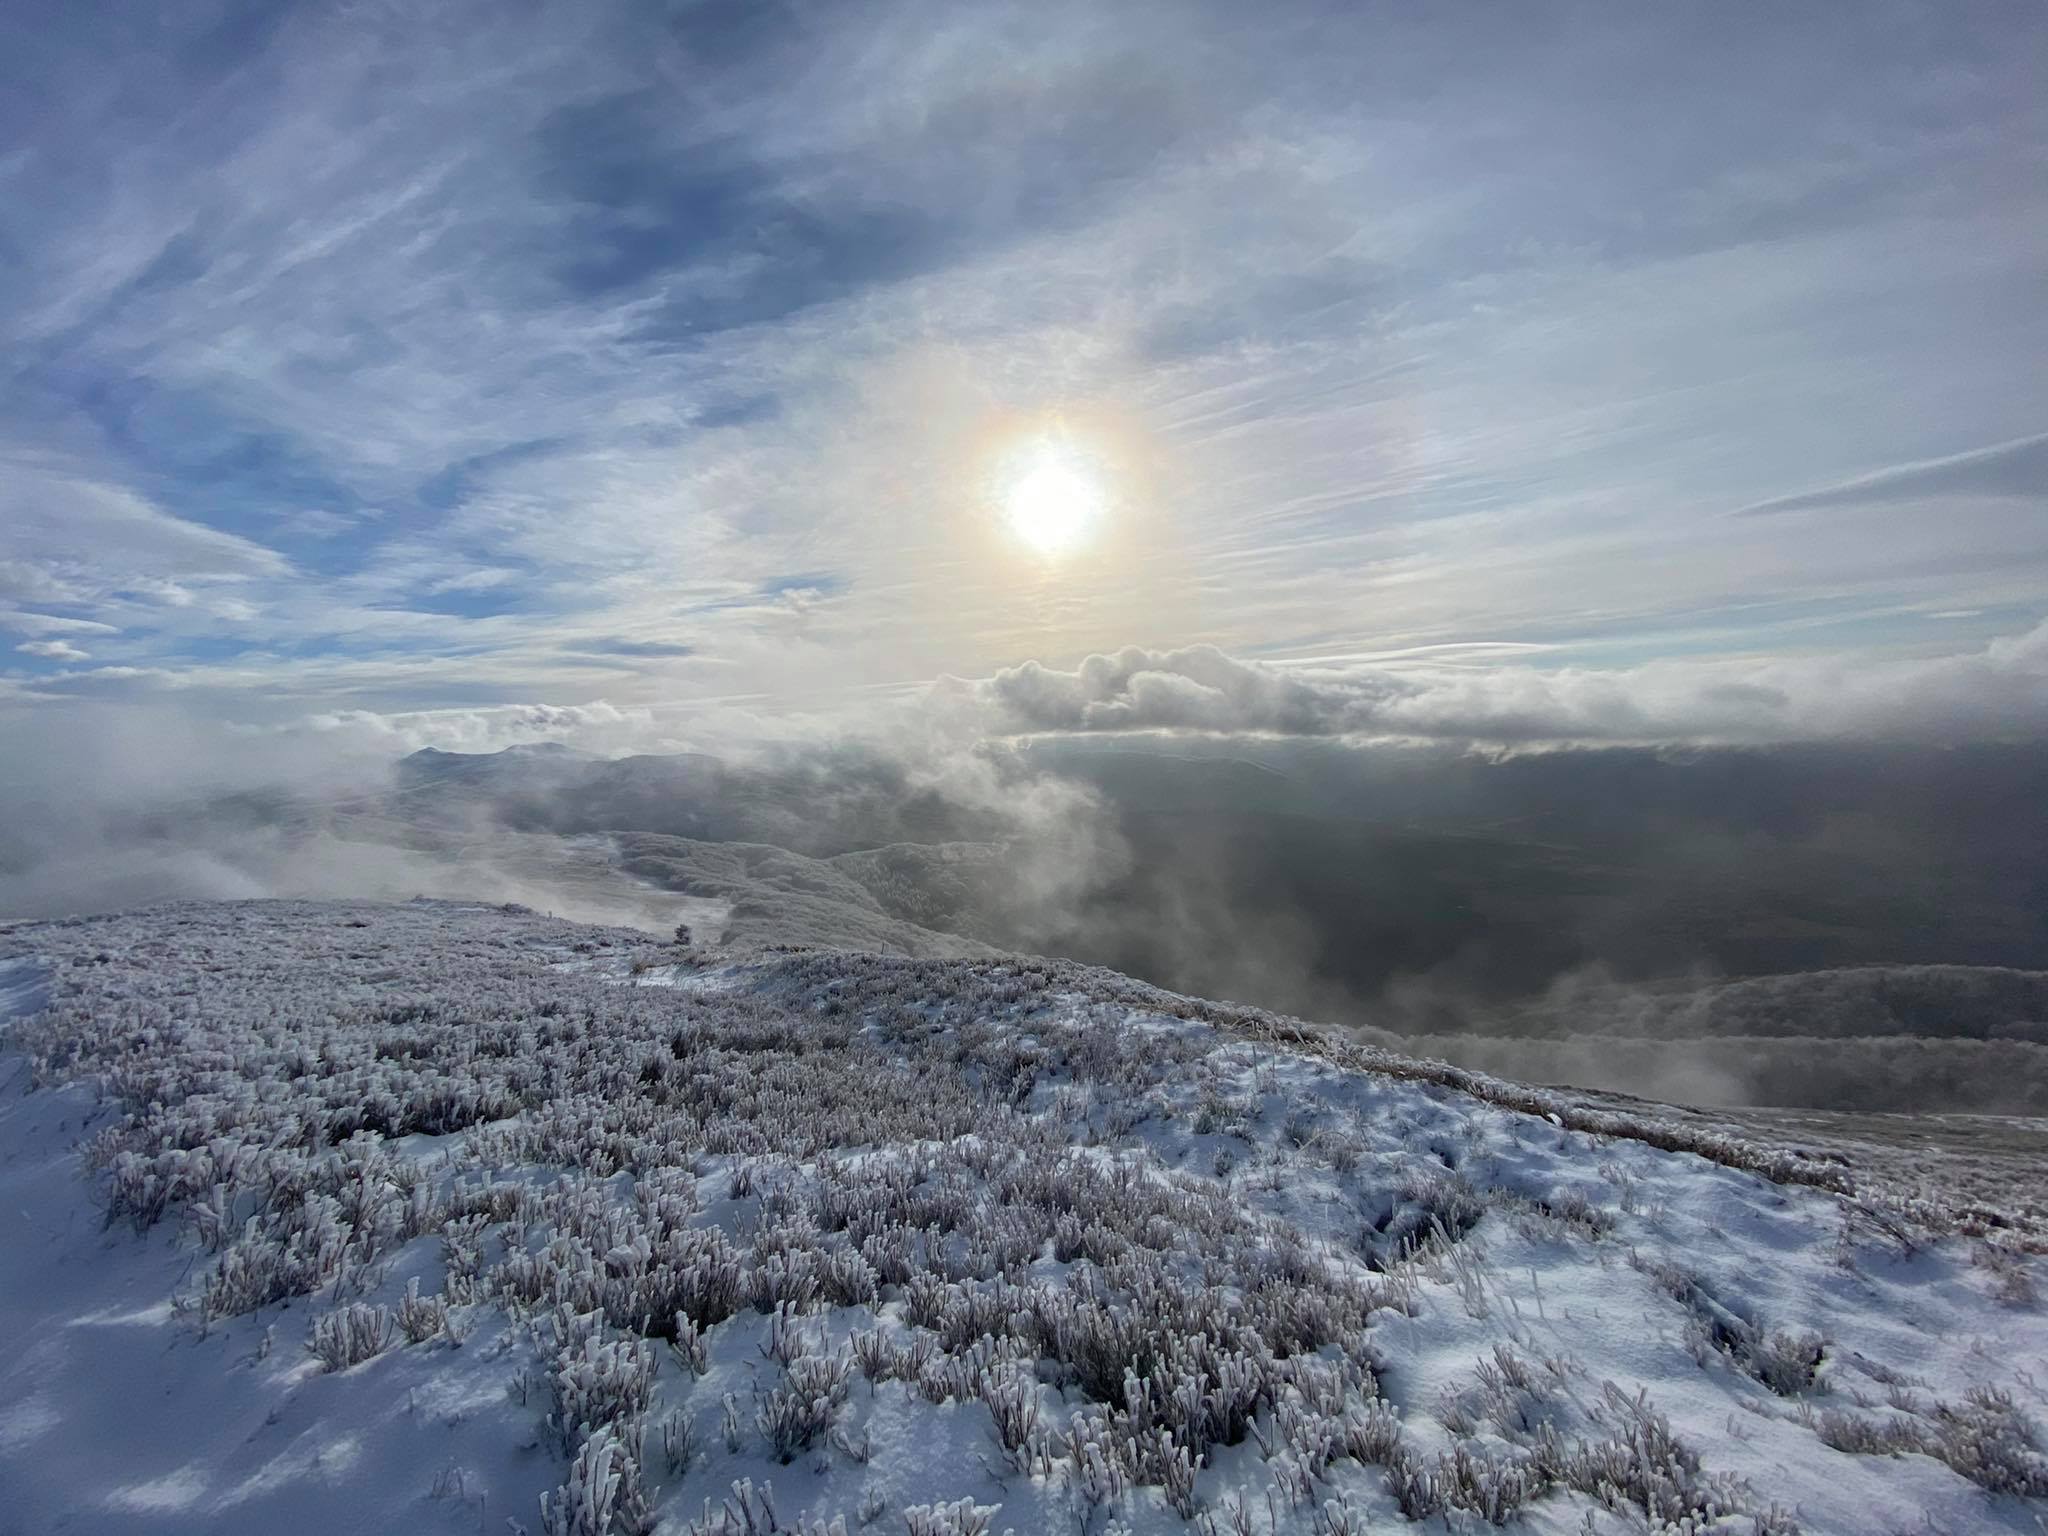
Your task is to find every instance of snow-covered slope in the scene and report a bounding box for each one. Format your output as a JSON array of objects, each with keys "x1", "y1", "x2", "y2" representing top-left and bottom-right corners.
[{"x1": 0, "y1": 901, "x2": 2042, "y2": 1535}]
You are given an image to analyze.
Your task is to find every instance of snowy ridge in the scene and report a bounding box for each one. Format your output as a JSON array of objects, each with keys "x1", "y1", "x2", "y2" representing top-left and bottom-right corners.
[{"x1": 0, "y1": 900, "x2": 2043, "y2": 1535}]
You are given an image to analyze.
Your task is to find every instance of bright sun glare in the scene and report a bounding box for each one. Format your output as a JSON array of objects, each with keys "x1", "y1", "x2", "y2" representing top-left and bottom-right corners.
[{"x1": 1000, "y1": 438, "x2": 1105, "y2": 557}]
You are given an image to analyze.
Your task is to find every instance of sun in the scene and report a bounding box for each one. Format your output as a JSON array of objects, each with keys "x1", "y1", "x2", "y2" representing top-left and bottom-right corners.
[{"x1": 998, "y1": 437, "x2": 1106, "y2": 558}]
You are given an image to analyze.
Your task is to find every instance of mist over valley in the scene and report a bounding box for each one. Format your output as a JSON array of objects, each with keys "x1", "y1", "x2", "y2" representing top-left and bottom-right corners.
[{"x1": 12, "y1": 727, "x2": 2048, "y2": 1114}]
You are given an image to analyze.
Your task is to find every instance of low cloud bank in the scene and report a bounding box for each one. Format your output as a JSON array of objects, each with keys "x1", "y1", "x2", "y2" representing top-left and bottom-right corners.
[
  {"x1": 1395, "y1": 1031, "x2": 2048, "y2": 1115},
  {"x1": 975, "y1": 621, "x2": 2048, "y2": 745},
  {"x1": 1391, "y1": 964, "x2": 2048, "y2": 1112},
  {"x1": 6, "y1": 632, "x2": 2048, "y2": 1113}
]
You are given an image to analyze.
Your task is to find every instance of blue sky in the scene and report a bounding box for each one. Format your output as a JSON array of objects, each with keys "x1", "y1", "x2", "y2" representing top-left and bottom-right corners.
[{"x1": 2, "y1": 0, "x2": 2045, "y2": 755}]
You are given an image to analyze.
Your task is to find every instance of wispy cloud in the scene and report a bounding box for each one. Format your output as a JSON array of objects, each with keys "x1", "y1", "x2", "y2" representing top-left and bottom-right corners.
[
  {"x1": 0, "y1": 611, "x2": 119, "y2": 639},
  {"x1": 1736, "y1": 432, "x2": 2048, "y2": 517},
  {"x1": 16, "y1": 639, "x2": 90, "y2": 661},
  {"x1": 569, "y1": 638, "x2": 698, "y2": 659}
]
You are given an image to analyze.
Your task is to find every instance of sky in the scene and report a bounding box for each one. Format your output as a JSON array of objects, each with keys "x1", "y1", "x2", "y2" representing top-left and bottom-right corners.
[{"x1": 2, "y1": 0, "x2": 2046, "y2": 763}]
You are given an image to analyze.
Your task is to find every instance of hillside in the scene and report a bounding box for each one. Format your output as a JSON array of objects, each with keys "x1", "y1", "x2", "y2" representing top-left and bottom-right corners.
[{"x1": 1, "y1": 901, "x2": 2044, "y2": 1535}]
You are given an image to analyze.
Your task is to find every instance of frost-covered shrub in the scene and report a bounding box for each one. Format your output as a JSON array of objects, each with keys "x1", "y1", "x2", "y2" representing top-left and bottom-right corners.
[
  {"x1": 1434, "y1": 1443, "x2": 1542, "y2": 1525},
  {"x1": 1814, "y1": 1388, "x2": 2048, "y2": 1497},
  {"x1": 1526, "y1": 1385, "x2": 1747, "y2": 1527},
  {"x1": 757, "y1": 1349, "x2": 852, "y2": 1462},
  {"x1": 546, "y1": 1320, "x2": 658, "y2": 1455},
  {"x1": 398, "y1": 1276, "x2": 450, "y2": 1344},
  {"x1": 748, "y1": 1245, "x2": 824, "y2": 1314},
  {"x1": 1381, "y1": 1443, "x2": 1443, "y2": 1520},
  {"x1": 661, "y1": 1409, "x2": 698, "y2": 1475},
  {"x1": 684, "y1": 1478, "x2": 849, "y2": 1536},
  {"x1": 978, "y1": 1366, "x2": 1044, "y2": 1470},
  {"x1": 1338, "y1": 1399, "x2": 1402, "y2": 1465},
  {"x1": 1750, "y1": 1330, "x2": 1826, "y2": 1397},
  {"x1": 1814, "y1": 1408, "x2": 1926, "y2": 1457},
  {"x1": 902, "y1": 1498, "x2": 1003, "y2": 1536},
  {"x1": 306, "y1": 1302, "x2": 395, "y2": 1371},
  {"x1": 1929, "y1": 1387, "x2": 2048, "y2": 1496},
  {"x1": 849, "y1": 1327, "x2": 893, "y2": 1385},
  {"x1": 1441, "y1": 1342, "x2": 1556, "y2": 1437},
  {"x1": 203, "y1": 1212, "x2": 350, "y2": 1319},
  {"x1": 754, "y1": 1385, "x2": 833, "y2": 1464},
  {"x1": 669, "y1": 1311, "x2": 709, "y2": 1376},
  {"x1": 1064, "y1": 1413, "x2": 1128, "y2": 1514},
  {"x1": 541, "y1": 1424, "x2": 654, "y2": 1536},
  {"x1": 1642, "y1": 1261, "x2": 1826, "y2": 1397},
  {"x1": 1360, "y1": 1168, "x2": 1488, "y2": 1264},
  {"x1": 1970, "y1": 1240, "x2": 2038, "y2": 1306},
  {"x1": 1528, "y1": 1186, "x2": 1615, "y2": 1238}
]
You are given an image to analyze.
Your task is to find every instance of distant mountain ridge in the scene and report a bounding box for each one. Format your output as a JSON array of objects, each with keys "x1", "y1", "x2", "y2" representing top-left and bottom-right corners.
[{"x1": 392, "y1": 742, "x2": 985, "y2": 856}]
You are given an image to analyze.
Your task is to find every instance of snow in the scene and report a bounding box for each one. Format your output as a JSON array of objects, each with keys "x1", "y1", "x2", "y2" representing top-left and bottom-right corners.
[
  {"x1": 0, "y1": 1077, "x2": 559, "y2": 1534},
  {"x1": 0, "y1": 899, "x2": 2043, "y2": 1535},
  {"x1": 0, "y1": 953, "x2": 48, "y2": 1021}
]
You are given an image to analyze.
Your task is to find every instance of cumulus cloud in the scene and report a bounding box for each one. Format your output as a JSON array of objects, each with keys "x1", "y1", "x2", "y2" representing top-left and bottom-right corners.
[
  {"x1": 973, "y1": 620, "x2": 2048, "y2": 746},
  {"x1": 981, "y1": 645, "x2": 1404, "y2": 735},
  {"x1": 298, "y1": 700, "x2": 663, "y2": 756}
]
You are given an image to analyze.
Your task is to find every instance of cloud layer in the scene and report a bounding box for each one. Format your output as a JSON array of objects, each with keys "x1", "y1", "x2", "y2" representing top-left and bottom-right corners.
[{"x1": 975, "y1": 621, "x2": 2048, "y2": 745}]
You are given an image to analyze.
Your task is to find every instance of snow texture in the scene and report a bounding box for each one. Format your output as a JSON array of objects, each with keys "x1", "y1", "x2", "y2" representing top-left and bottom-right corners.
[{"x1": 0, "y1": 899, "x2": 2043, "y2": 1535}]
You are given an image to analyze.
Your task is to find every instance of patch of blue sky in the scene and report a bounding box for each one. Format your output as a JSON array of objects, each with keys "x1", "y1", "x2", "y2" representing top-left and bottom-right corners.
[
  {"x1": 380, "y1": 585, "x2": 537, "y2": 621},
  {"x1": 416, "y1": 439, "x2": 578, "y2": 513},
  {"x1": 678, "y1": 573, "x2": 847, "y2": 618}
]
